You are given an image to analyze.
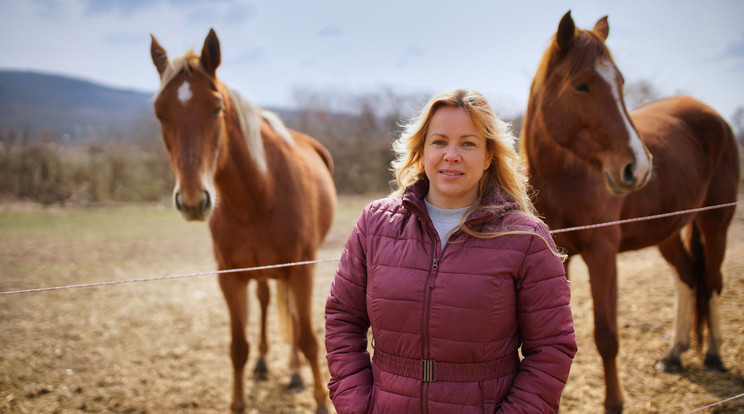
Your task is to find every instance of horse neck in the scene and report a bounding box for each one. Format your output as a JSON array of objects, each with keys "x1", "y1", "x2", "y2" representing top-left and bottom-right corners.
[
  {"x1": 521, "y1": 100, "x2": 575, "y2": 176},
  {"x1": 214, "y1": 106, "x2": 275, "y2": 217}
]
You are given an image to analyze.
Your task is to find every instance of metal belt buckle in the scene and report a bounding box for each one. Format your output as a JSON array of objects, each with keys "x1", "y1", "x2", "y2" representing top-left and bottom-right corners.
[{"x1": 422, "y1": 359, "x2": 434, "y2": 382}]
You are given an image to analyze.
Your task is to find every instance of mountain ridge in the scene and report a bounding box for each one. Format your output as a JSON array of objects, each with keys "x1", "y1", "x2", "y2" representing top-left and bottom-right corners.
[{"x1": 0, "y1": 69, "x2": 156, "y2": 141}]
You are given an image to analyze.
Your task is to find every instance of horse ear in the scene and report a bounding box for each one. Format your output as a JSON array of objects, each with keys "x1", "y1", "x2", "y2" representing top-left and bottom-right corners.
[
  {"x1": 200, "y1": 28, "x2": 222, "y2": 76},
  {"x1": 556, "y1": 10, "x2": 577, "y2": 51},
  {"x1": 150, "y1": 34, "x2": 169, "y2": 78},
  {"x1": 593, "y1": 16, "x2": 609, "y2": 41}
]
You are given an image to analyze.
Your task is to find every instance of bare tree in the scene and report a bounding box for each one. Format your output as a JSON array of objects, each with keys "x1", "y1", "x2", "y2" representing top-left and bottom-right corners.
[{"x1": 732, "y1": 106, "x2": 744, "y2": 142}]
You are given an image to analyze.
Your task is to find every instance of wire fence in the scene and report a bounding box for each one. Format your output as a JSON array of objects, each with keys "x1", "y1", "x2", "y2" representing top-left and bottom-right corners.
[
  {"x1": 1, "y1": 200, "x2": 742, "y2": 297},
  {"x1": 682, "y1": 392, "x2": 744, "y2": 414}
]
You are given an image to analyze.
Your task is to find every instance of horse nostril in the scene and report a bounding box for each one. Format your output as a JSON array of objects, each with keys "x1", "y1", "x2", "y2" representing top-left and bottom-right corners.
[
  {"x1": 623, "y1": 163, "x2": 635, "y2": 185},
  {"x1": 203, "y1": 190, "x2": 211, "y2": 213},
  {"x1": 174, "y1": 191, "x2": 184, "y2": 212}
]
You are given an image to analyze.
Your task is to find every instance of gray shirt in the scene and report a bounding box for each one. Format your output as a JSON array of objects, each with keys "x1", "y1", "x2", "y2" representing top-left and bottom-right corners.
[{"x1": 424, "y1": 200, "x2": 470, "y2": 250}]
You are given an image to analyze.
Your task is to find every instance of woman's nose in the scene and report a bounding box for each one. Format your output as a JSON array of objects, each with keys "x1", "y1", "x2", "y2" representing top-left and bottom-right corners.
[{"x1": 443, "y1": 144, "x2": 460, "y2": 162}]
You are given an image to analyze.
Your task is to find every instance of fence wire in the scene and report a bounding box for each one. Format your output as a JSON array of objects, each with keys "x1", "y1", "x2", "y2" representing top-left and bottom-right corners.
[{"x1": 1, "y1": 200, "x2": 742, "y2": 296}]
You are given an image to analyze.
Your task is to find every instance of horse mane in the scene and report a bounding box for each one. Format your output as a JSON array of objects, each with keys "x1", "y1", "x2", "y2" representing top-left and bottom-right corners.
[
  {"x1": 261, "y1": 109, "x2": 295, "y2": 149},
  {"x1": 528, "y1": 30, "x2": 611, "y2": 102},
  {"x1": 155, "y1": 51, "x2": 295, "y2": 175},
  {"x1": 229, "y1": 90, "x2": 295, "y2": 175}
]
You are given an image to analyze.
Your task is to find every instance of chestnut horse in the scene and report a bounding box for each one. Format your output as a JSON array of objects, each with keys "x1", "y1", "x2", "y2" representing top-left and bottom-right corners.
[
  {"x1": 150, "y1": 29, "x2": 336, "y2": 414},
  {"x1": 520, "y1": 12, "x2": 739, "y2": 414}
]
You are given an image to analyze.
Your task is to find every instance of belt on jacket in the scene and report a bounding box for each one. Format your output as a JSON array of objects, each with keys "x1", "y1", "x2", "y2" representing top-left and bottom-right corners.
[{"x1": 372, "y1": 349, "x2": 518, "y2": 382}]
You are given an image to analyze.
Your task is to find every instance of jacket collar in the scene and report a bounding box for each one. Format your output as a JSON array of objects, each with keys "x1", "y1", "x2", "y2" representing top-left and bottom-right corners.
[{"x1": 401, "y1": 176, "x2": 520, "y2": 231}]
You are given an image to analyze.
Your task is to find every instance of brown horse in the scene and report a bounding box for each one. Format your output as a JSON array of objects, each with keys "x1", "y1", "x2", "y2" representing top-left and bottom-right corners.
[
  {"x1": 150, "y1": 29, "x2": 336, "y2": 414},
  {"x1": 520, "y1": 11, "x2": 740, "y2": 414}
]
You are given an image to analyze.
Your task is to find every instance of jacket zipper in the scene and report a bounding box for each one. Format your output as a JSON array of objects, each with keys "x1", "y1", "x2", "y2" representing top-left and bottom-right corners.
[{"x1": 421, "y1": 242, "x2": 442, "y2": 414}]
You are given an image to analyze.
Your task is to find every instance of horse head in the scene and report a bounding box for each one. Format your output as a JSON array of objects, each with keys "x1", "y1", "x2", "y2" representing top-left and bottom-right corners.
[
  {"x1": 525, "y1": 11, "x2": 652, "y2": 194},
  {"x1": 150, "y1": 29, "x2": 226, "y2": 221}
]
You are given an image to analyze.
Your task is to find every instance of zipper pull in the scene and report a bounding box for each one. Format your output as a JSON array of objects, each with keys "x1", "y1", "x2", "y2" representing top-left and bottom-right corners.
[{"x1": 429, "y1": 257, "x2": 439, "y2": 289}]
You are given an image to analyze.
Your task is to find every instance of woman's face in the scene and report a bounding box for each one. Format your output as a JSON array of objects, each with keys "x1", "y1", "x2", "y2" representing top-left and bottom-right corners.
[{"x1": 422, "y1": 106, "x2": 492, "y2": 209}]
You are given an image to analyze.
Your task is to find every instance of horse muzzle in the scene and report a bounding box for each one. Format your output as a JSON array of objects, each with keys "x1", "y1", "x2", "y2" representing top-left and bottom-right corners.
[{"x1": 174, "y1": 189, "x2": 212, "y2": 221}]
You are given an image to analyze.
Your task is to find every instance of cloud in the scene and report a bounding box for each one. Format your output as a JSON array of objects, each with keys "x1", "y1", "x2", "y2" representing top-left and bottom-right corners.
[
  {"x1": 186, "y1": 2, "x2": 256, "y2": 26},
  {"x1": 79, "y1": 0, "x2": 257, "y2": 24},
  {"x1": 30, "y1": 0, "x2": 64, "y2": 20},
  {"x1": 397, "y1": 45, "x2": 426, "y2": 67},
  {"x1": 721, "y1": 33, "x2": 744, "y2": 59},
  {"x1": 101, "y1": 31, "x2": 143, "y2": 46},
  {"x1": 232, "y1": 47, "x2": 264, "y2": 64},
  {"x1": 82, "y1": 0, "x2": 152, "y2": 16},
  {"x1": 222, "y1": 2, "x2": 257, "y2": 25},
  {"x1": 730, "y1": 60, "x2": 744, "y2": 73},
  {"x1": 703, "y1": 32, "x2": 744, "y2": 64},
  {"x1": 317, "y1": 25, "x2": 343, "y2": 38}
]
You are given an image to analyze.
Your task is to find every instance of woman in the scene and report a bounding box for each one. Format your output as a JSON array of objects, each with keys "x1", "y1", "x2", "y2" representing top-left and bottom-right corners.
[{"x1": 325, "y1": 89, "x2": 576, "y2": 413}]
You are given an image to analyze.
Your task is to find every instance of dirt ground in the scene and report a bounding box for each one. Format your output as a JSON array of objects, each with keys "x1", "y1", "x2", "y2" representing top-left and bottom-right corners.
[{"x1": 1, "y1": 195, "x2": 743, "y2": 413}]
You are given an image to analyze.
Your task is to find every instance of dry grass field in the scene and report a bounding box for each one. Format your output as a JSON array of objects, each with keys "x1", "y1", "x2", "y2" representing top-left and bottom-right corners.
[{"x1": 1, "y1": 195, "x2": 742, "y2": 413}]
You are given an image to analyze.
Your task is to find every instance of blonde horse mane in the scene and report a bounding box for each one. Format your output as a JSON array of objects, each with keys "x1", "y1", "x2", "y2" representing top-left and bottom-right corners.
[{"x1": 229, "y1": 89, "x2": 295, "y2": 175}]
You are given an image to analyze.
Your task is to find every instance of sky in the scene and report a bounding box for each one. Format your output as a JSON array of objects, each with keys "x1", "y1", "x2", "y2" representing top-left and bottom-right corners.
[{"x1": 1, "y1": 0, "x2": 743, "y2": 122}]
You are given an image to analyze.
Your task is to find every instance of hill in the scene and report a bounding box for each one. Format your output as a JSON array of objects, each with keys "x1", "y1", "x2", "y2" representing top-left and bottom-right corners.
[{"x1": 0, "y1": 70, "x2": 153, "y2": 141}]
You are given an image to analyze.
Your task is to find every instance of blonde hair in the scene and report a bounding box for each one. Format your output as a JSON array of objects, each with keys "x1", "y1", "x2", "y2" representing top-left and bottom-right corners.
[{"x1": 390, "y1": 89, "x2": 563, "y2": 257}]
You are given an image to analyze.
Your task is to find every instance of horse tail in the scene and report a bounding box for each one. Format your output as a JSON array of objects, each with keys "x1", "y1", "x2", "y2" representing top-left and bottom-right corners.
[
  {"x1": 275, "y1": 279, "x2": 294, "y2": 344},
  {"x1": 689, "y1": 221, "x2": 708, "y2": 349}
]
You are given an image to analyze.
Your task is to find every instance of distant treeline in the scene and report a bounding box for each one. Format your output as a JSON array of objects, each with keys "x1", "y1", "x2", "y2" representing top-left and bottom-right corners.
[
  {"x1": 1, "y1": 86, "x2": 742, "y2": 206},
  {"x1": 0, "y1": 88, "x2": 432, "y2": 205},
  {"x1": 0, "y1": 122, "x2": 173, "y2": 205}
]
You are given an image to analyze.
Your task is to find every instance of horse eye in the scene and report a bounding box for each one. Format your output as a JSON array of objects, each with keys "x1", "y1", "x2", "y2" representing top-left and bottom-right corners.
[
  {"x1": 575, "y1": 83, "x2": 590, "y2": 93},
  {"x1": 213, "y1": 106, "x2": 223, "y2": 117}
]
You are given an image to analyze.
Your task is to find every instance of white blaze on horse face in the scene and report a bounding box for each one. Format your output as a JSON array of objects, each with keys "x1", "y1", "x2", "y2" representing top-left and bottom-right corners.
[
  {"x1": 177, "y1": 80, "x2": 192, "y2": 105},
  {"x1": 595, "y1": 59, "x2": 650, "y2": 180}
]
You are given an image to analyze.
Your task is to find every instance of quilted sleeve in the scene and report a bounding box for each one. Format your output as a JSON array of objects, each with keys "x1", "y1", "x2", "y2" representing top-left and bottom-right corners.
[
  {"x1": 324, "y1": 208, "x2": 373, "y2": 414},
  {"x1": 499, "y1": 221, "x2": 577, "y2": 413}
]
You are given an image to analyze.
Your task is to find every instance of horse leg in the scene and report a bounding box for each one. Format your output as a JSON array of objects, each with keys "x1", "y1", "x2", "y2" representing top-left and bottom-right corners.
[
  {"x1": 289, "y1": 265, "x2": 329, "y2": 414},
  {"x1": 582, "y1": 245, "x2": 623, "y2": 414},
  {"x1": 288, "y1": 309, "x2": 304, "y2": 391},
  {"x1": 656, "y1": 233, "x2": 695, "y2": 372},
  {"x1": 219, "y1": 274, "x2": 250, "y2": 413},
  {"x1": 563, "y1": 254, "x2": 573, "y2": 281},
  {"x1": 695, "y1": 211, "x2": 733, "y2": 373},
  {"x1": 704, "y1": 291, "x2": 726, "y2": 372},
  {"x1": 275, "y1": 277, "x2": 304, "y2": 391},
  {"x1": 253, "y1": 280, "x2": 270, "y2": 381}
]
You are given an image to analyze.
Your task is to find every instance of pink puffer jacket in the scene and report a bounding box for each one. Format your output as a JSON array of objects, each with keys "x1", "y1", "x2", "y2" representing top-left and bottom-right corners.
[{"x1": 325, "y1": 180, "x2": 576, "y2": 413}]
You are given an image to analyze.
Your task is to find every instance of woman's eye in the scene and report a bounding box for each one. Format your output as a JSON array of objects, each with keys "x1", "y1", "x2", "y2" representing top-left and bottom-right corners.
[
  {"x1": 575, "y1": 83, "x2": 590, "y2": 93},
  {"x1": 462, "y1": 141, "x2": 476, "y2": 147}
]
